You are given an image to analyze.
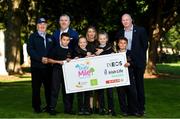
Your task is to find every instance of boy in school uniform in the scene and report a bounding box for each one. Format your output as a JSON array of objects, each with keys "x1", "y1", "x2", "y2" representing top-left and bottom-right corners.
[
  {"x1": 47, "y1": 33, "x2": 74, "y2": 115},
  {"x1": 116, "y1": 36, "x2": 140, "y2": 117}
]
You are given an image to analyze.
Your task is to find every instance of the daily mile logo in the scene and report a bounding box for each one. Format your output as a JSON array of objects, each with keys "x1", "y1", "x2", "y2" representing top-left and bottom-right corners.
[{"x1": 75, "y1": 61, "x2": 98, "y2": 86}]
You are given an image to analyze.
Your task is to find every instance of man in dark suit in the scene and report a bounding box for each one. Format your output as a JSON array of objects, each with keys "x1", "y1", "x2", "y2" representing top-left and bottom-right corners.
[
  {"x1": 27, "y1": 18, "x2": 55, "y2": 113},
  {"x1": 53, "y1": 14, "x2": 79, "y2": 51},
  {"x1": 116, "y1": 13, "x2": 148, "y2": 116},
  {"x1": 52, "y1": 14, "x2": 78, "y2": 114}
]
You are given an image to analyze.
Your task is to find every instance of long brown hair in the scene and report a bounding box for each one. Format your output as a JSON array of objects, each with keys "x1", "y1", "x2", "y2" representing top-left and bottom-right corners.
[{"x1": 86, "y1": 26, "x2": 97, "y2": 41}]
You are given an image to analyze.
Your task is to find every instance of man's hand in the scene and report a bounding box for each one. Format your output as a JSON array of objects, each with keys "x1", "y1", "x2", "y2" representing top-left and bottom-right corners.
[
  {"x1": 57, "y1": 61, "x2": 64, "y2": 65},
  {"x1": 42, "y1": 57, "x2": 48, "y2": 64}
]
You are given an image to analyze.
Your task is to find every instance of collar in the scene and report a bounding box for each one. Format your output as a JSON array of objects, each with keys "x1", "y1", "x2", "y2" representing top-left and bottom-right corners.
[
  {"x1": 118, "y1": 49, "x2": 127, "y2": 53},
  {"x1": 60, "y1": 28, "x2": 69, "y2": 33},
  {"x1": 99, "y1": 44, "x2": 106, "y2": 48},
  {"x1": 124, "y1": 25, "x2": 133, "y2": 31},
  {"x1": 59, "y1": 42, "x2": 69, "y2": 49},
  {"x1": 38, "y1": 31, "x2": 46, "y2": 36}
]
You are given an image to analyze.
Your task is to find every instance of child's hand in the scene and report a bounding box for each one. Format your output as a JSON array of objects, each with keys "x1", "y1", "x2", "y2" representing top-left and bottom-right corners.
[
  {"x1": 95, "y1": 49, "x2": 103, "y2": 55},
  {"x1": 87, "y1": 52, "x2": 92, "y2": 57},
  {"x1": 66, "y1": 58, "x2": 71, "y2": 62},
  {"x1": 90, "y1": 54, "x2": 96, "y2": 57},
  {"x1": 74, "y1": 57, "x2": 79, "y2": 59},
  {"x1": 58, "y1": 61, "x2": 64, "y2": 65},
  {"x1": 124, "y1": 62, "x2": 130, "y2": 67}
]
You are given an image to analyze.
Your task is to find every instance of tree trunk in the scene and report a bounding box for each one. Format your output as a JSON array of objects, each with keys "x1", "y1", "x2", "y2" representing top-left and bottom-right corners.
[
  {"x1": 146, "y1": 31, "x2": 159, "y2": 74},
  {"x1": 146, "y1": 0, "x2": 163, "y2": 75},
  {"x1": 5, "y1": 0, "x2": 22, "y2": 74}
]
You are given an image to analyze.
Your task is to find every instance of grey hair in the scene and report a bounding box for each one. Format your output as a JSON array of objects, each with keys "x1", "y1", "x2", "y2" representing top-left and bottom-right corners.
[{"x1": 59, "y1": 14, "x2": 70, "y2": 21}]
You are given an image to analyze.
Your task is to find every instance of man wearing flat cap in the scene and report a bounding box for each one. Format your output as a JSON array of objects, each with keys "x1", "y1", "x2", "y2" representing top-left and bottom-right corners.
[{"x1": 27, "y1": 17, "x2": 55, "y2": 113}]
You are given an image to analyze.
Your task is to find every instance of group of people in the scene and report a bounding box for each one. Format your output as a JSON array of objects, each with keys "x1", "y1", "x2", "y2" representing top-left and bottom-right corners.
[{"x1": 27, "y1": 13, "x2": 148, "y2": 117}]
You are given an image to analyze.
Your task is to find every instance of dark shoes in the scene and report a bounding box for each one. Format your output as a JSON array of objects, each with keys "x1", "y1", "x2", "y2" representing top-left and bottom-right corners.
[
  {"x1": 64, "y1": 111, "x2": 76, "y2": 115},
  {"x1": 78, "y1": 108, "x2": 91, "y2": 115},
  {"x1": 89, "y1": 108, "x2": 93, "y2": 114},
  {"x1": 94, "y1": 107, "x2": 99, "y2": 114},
  {"x1": 121, "y1": 111, "x2": 145, "y2": 117},
  {"x1": 108, "y1": 110, "x2": 116, "y2": 116},
  {"x1": 99, "y1": 108, "x2": 107, "y2": 115},
  {"x1": 138, "y1": 111, "x2": 145, "y2": 116},
  {"x1": 42, "y1": 106, "x2": 50, "y2": 112},
  {"x1": 78, "y1": 108, "x2": 84, "y2": 115},
  {"x1": 122, "y1": 112, "x2": 129, "y2": 116},
  {"x1": 34, "y1": 108, "x2": 42, "y2": 113},
  {"x1": 84, "y1": 111, "x2": 91, "y2": 115},
  {"x1": 89, "y1": 107, "x2": 99, "y2": 114},
  {"x1": 48, "y1": 108, "x2": 60, "y2": 115},
  {"x1": 129, "y1": 112, "x2": 142, "y2": 117},
  {"x1": 49, "y1": 109, "x2": 57, "y2": 115}
]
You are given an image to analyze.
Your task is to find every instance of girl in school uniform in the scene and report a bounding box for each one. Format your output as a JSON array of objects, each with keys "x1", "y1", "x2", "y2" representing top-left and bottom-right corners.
[
  {"x1": 95, "y1": 31, "x2": 116, "y2": 116},
  {"x1": 75, "y1": 36, "x2": 94, "y2": 115}
]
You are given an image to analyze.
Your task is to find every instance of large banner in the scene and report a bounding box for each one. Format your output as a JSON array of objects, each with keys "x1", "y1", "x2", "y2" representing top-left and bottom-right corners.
[{"x1": 63, "y1": 53, "x2": 130, "y2": 93}]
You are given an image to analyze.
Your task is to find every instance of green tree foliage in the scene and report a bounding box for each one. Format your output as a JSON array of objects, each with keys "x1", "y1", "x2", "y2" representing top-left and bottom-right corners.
[
  {"x1": 164, "y1": 23, "x2": 180, "y2": 54},
  {"x1": 0, "y1": 0, "x2": 179, "y2": 74}
]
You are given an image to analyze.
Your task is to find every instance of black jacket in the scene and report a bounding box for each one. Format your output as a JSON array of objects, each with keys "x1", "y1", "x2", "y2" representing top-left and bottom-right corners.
[
  {"x1": 27, "y1": 31, "x2": 55, "y2": 68},
  {"x1": 74, "y1": 47, "x2": 89, "y2": 58},
  {"x1": 97, "y1": 43, "x2": 114, "y2": 55},
  {"x1": 116, "y1": 26, "x2": 148, "y2": 68},
  {"x1": 49, "y1": 44, "x2": 73, "y2": 69}
]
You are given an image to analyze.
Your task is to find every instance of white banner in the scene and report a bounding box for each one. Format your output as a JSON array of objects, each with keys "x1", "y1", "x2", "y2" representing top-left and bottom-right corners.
[{"x1": 63, "y1": 53, "x2": 130, "y2": 93}]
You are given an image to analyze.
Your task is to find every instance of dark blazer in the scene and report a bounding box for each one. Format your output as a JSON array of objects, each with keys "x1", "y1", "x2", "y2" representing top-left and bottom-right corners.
[
  {"x1": 49, "y1": 44, "x2": 73, "y2": 69},
  {"x1": 27, "y1": 31, "x2": 55, "y2": 68},
  {"x1": 98, "y1": 43, "x2": 114, "y2": 55},
  {"x1": 74, "y1": 47, "x2": 88, "y2": 58},
  {"x1": 53, "y1": 28, "x2": 79, "y2": 50},
  {"x1": 116, "y1": 26, "x2": 148, "y2": 68}
]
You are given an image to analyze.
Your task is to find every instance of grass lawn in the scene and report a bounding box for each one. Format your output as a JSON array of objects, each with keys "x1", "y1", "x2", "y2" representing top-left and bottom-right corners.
[{"x1": 0, "y1": 63, "x2": 180, "y2": 118}]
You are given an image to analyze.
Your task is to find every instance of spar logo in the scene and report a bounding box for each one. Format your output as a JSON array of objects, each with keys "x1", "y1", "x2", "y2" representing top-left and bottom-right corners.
[{"x1": 75, "y1": 61, "x2": 95, "y2": 79}]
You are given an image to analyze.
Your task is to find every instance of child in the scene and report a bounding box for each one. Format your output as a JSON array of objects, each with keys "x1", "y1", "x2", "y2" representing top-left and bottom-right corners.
[
  {"x1": 74, "y1": 36, "x2": 93, "y2": 115},
  {"x1": 116, "y1": 37, "x2": 140, "y2": 116},
  {"x1": 75, "y1": 36, "x2": 94, "y2": 58},
  {"x1": 95, "y1": 31, "x2": 116, "y2": 116},
  {"x1": 47, "y1": 33, "x2": 74, "y2": 115}
]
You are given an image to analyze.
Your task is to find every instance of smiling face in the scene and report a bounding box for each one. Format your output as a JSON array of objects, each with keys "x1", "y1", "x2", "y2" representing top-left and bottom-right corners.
[
  {"x1": 78, "y1": 37, "x2": 87, "y2": 49},
  {"x1": 61, "y1": 36, "x2": 70, "y2": 47},
  {"x1": 98, "y1": 34, "x2": 108, "y2": 46},
  {"x1": 59, "y1": 15, "x2": 70, "y2": 30},
  {"x1": 37, "y1": 23, "x2": 47, "y2": 32},
  {"x1": 118, "y1": 39, "x2": 128, "y2": 51},
  {"x1": 121, "y1": 14, "x2": 133, "y2": 29},
  {"x1": 86, "y1": 28, "x2": 97, "y2": 42}
]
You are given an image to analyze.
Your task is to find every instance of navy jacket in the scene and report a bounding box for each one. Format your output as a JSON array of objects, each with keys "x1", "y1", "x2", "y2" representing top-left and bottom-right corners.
[
  {"x1": 53, "y1": 28, "x2": 79, "y2": 50},
  {"x1": 27, "y1": 32, "x2": 55, "y2": 68},
  {"x1": 116, "y1": 26, "x2": 148, "y2": 68}
]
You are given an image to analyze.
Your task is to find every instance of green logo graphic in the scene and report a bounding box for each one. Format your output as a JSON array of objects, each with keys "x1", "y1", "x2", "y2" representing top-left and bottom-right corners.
[{"x1": 90, "y1": 79, "x2": 98, "y2": 86}]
